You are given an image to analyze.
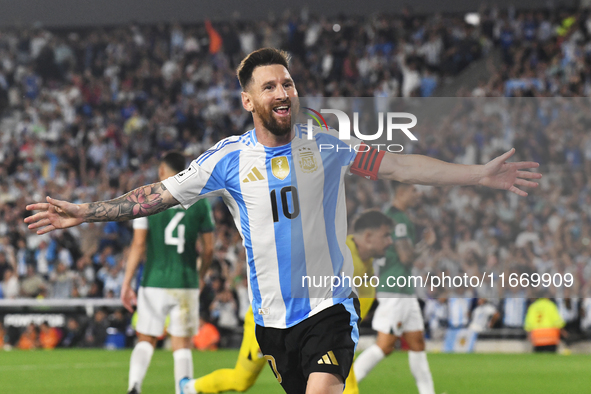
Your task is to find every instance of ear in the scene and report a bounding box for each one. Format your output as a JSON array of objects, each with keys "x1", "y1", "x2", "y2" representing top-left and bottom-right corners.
[
  {"x1": 241, "y1": 91, "x2": 254, "y2": 112},
  {"x1": 363, "y1": 229, "x2": 372, "y2": 244}
]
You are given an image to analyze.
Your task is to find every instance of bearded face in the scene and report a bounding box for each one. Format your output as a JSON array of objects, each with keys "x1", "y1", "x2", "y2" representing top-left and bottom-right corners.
[
  {"x1": 245, "y1": 64, "x2": 299, "y2": 138},
  {"x1": 252, "y1": 98, "x2": 293, "y2": 137}
]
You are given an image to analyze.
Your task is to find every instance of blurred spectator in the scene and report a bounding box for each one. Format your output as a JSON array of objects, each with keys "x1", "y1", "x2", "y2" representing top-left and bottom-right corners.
[
  {"x1": 49, "y1": 262, "x2": 75, "y2": 298},
  {"x1": 101, "y1": 265, "x2": 124, "y2": 298},
  {"x1": 193, "y1": 316, "x2": 220, "y2": 351},
  {"x1": 0, "y1": 252, "x2": 11, "y2": 280},
  {"x1": 210, "y1": 288, "x2": 239, "y2": 331},
  {"x1": 61, "y1": 317, "x2": 84, "y2": 347},
  {"x1": 39, "y1": 322, "x2": 61, "y2": 349},
  {"x1": 84, "y1": 309, "x2": 109, "y2": 347},
  {"x1": 2, "y1": 266, "x2": 19, "y2": 298},
  {"x1": 425, "y1": 296, "x2": 447, "y2": 340},
  {"x1": 20, "y1": 264, "x2": 47, "y2": 298},
  {"x1": 501, "y1": 287, "x2": 527, "y2": 329},
  {"x1": 0, "y1": 321, "x2": 5, "y2": 348},
  {"x1": 17, "y1": 323, "x2": 38, "y2": 350}
]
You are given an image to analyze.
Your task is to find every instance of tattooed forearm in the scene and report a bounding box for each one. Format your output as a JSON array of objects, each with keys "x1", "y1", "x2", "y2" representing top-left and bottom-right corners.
[{"x1": 84, "y1": 182, "x2": 177, "y2": 222}]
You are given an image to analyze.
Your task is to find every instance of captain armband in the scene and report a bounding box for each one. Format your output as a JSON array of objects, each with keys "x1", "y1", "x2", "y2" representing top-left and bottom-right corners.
[{"x1": 350, "y1": 143, "x2": 385, "y2": 181}]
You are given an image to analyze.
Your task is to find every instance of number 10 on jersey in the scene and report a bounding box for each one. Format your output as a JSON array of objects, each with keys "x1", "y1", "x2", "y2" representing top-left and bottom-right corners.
[{"x1": 270, "y1": 186, "x2": 300, "y2": 222}]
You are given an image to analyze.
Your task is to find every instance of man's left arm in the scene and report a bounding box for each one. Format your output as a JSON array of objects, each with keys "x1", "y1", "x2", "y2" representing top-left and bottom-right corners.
[
  {"x1": 375, "y1": 148, "x2": 541, "y2": 197},
  {"x1": 197, "y1": 199, "x2": 215, "y2": 279},
  {"x1": 198, "y1": 232, "x2": 214, "y2": 279}
]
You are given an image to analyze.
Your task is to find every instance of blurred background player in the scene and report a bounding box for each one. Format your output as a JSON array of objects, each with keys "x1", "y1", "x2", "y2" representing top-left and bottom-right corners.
[
  {"x1": 182, "y1": 210, "x2": 392, "y2": 394},
  {"x1": 121, "y1": 151, "x2": 215, "y2": 394},
  {"x1": 354, "y1": 182, "x2": 436, "y2": 394}
]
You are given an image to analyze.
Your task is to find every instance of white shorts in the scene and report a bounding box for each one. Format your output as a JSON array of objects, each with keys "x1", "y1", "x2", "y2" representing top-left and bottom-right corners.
[
  {"x1": 372, "y1": 295, "x2": 424, "y2": 337},
  {"x1": 136, "y1": 287, "x2": 199, "y2": 338}
]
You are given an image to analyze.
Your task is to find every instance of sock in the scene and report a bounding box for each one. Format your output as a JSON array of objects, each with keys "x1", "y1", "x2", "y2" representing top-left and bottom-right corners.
[
  {"x1": 128, "y1": 341, "x2": 155, "y2": 393},
  {"x1": 181, "y1": 379, "x2": 198, "y2": 394},
  {"x1": 408, "y1": 351, "x2": 435, "y2": 394},
  {"x1": 353, "y1": 344, "x2": 384, "y2": 382},
  {"x1": 173, "y1": 349, "x2": 194, "y2": 394}
]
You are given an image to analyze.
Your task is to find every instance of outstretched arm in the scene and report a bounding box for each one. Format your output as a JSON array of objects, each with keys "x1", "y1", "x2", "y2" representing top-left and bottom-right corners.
[
  {"x1": 25, "y1": 182, "x2": 179, "y2": 235},
  {"x1": 377, "y1": 148, "x2": 541, "y2": 197}
]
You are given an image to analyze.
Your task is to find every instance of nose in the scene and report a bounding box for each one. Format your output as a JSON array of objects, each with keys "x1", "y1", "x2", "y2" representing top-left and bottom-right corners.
[{"x1": 275, "y1": 85, "x2": 288, "y2": 100}]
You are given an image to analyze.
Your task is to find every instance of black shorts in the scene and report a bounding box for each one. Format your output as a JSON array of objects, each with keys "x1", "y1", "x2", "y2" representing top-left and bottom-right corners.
[{"x1": 255, "y1": 299, "x2": 360, "y2": 394}]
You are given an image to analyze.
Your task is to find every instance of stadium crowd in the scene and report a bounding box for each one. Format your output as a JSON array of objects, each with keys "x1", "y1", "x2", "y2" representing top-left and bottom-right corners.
[{"x1": 0, "y1": 5, "x2": 591, "y2": 348}]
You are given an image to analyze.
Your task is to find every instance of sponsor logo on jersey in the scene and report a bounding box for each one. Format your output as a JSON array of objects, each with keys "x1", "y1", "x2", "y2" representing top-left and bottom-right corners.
[{"x1": 271, "y1": 156, "x2": 290, "y2": 180}]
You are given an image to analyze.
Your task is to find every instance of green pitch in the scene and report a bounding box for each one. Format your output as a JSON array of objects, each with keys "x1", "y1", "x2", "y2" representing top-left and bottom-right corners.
[{"x1": 0, "y1": 349, "x2": 589, "y2": 393}]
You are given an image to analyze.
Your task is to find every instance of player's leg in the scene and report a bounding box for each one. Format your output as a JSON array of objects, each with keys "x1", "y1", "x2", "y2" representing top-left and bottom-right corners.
[
  {"x1": 169, "y1": 289, "x2": 199, "y2": 394},
  {"x1": 353, "y1": 297, "x2": 400, "y2": 382},
  {"x1": 255, "y1": 323, "x2": 306, "y2": 394},
  {"x1": 193, "y1": 306, "x2": 266, "y2": 393},
  {"x1": 128, "y1": 333, "x2": 158, "y2": 394},
  {"x1": 353, "y1": 331, "x2": 395, "y2": 382},
  {"x1": 129, "y1": 287, "x2": 166, "y2": 393},
  {"x1": 402, "y1": 298, "x2": 435, "y2": 394},
  {"x1": 343, "y1": 298, "x2": 374, "y2": 394},
  {"x1": 306, "y1": 372, "x2": 344, "y2": 394},
  {"x1": 301, "y1": 298, "x2": 360, "y2": 394}
]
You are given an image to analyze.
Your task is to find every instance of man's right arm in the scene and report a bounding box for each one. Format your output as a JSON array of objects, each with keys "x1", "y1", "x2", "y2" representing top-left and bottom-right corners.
[
  {"x1": 121, "y1": 228, "x2": 148, "y2": 312},
  {"x1": 393, "y1": 238, "x2": 415, "y2": 266},
  {"x1": 25, "y1": 182, "x2": 178, "y2": 235}
]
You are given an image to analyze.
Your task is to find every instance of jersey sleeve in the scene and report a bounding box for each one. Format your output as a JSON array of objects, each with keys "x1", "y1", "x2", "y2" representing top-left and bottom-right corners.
[
  {"x1": 350, "y1": 143, "x2": 385, "y2": 180},
  {"x1": 162, "y1": 157, "x2": 226, "y2": 209},
  {"x1": 132, "y1": 217, "x2": 149, "y2": 230},
  {"x1": 392, "y1": 220, "x2": 410, "y2": 241}
]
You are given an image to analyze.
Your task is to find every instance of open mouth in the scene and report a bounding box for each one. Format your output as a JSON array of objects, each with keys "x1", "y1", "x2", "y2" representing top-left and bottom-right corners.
[{"x1": 273, "y1": 105, "x2": 291, "y2": 116}]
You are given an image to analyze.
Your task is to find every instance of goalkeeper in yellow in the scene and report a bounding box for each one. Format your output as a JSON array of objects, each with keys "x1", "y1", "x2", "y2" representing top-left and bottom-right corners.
[{"x1": 187, "y1": 210, "x2": 393, "y2": 393}]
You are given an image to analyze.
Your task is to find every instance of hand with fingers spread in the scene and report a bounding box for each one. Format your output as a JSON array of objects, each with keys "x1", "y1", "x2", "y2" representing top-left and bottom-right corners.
[
  {"x1": 25, "y1": 197, "x2": 86, "y2": 235},
  {"x1": 478, "y1": 148, "x2": 542, "y2": 197}
]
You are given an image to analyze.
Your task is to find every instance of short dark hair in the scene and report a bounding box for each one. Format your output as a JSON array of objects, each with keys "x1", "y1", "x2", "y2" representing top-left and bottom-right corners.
[
  {"x1": 353, "y1": 210, "x2": 393, "y2": 233},
  {"x1": 161, "y1": 151, "x2": 187, "y2": 174},
  {"x1": 237, "y1": 48, "x2": 290, "y2": 90}
]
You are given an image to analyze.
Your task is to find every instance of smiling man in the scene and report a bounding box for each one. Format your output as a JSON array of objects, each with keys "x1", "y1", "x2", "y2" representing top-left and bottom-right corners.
[{"x1": 25, "y1": 48, "x2": 541, "y2": 394}]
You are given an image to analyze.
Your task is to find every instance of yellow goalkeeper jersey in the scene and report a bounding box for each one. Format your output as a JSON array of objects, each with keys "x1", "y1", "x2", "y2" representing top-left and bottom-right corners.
[{"x1": 346, "y1": 235, "x2": 376, "y2": 300}]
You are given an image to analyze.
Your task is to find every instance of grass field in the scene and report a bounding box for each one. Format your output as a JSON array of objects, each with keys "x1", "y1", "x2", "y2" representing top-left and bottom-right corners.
[{"x1": 0, "y1": 349, "x2": 589, "y2": 393}]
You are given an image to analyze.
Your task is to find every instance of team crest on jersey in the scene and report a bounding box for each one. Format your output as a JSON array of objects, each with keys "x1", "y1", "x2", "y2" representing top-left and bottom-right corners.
[
  {"x1": 297, "y1": 148, "x2": 318, "y2": 173},
  {"x1": 271, "y1": 156, "x2": 290, "y2": 180}
]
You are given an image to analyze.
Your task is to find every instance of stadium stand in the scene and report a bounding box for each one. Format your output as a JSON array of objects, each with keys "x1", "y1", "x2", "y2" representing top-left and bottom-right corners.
[{"x1": 0, "y1": 5, "x2": 590, "y2": 349}]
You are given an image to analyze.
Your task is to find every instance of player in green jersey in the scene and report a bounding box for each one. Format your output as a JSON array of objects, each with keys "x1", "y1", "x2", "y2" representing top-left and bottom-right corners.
[
  {"x1": 121, "y1": 151, "x2": 215, "y2": 394},
  {"x1": 354, "y1": 182, "x2": 436, "y2": 394}
]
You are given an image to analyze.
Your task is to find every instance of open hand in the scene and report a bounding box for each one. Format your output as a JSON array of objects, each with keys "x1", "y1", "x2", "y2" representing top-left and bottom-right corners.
[
  {"x1": 479, "y1": 148, "x2": 542, "y2": 197},
  {"x1": 24, "y1": 197, "x2": 85, "y2": 235}
]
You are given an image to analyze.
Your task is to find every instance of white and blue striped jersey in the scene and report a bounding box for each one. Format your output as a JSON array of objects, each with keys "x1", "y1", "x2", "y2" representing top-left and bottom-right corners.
[
  {"x1": 162, "y1": 125, "x2": 361, "y2": 329},
  {"x1": 447, "y1": 298, "x2": 471, "y2": 328}
]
